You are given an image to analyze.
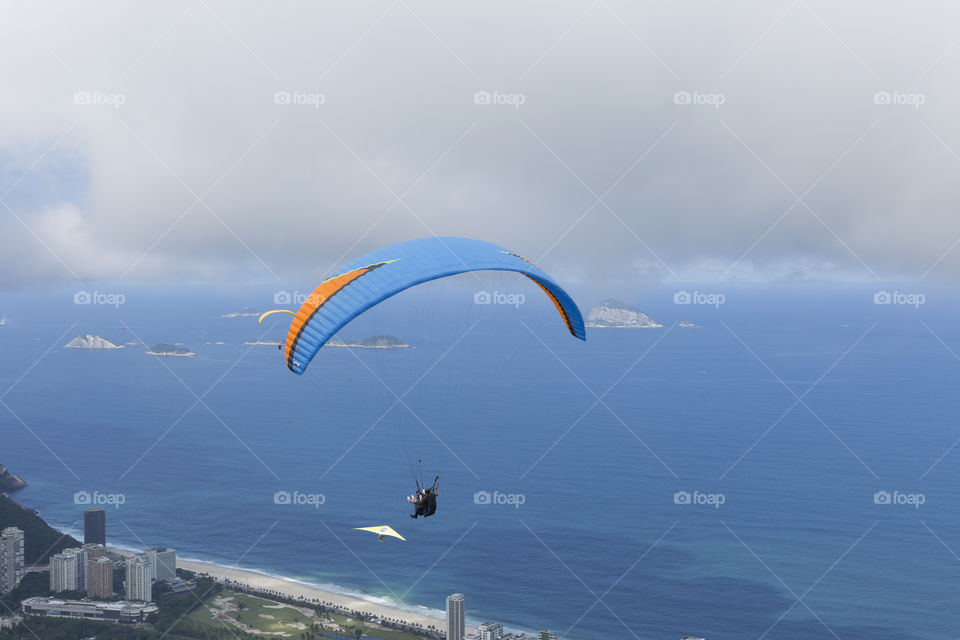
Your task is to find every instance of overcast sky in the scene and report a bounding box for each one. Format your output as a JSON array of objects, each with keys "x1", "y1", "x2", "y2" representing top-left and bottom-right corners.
[{"x1": 1, "y1": 0, "x2": 959, "y2": 292}]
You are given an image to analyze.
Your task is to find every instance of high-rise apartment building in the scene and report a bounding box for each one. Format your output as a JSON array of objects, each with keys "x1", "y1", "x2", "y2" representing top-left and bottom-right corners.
[
  {"x1": 0, "y1": 527, "x2": 24, "y2": 593},
  {"x1": 49, "y1": 553, "x2": 78, "y2": 592},
  {"x1": 87, "y1": 556, "x2": 114, "y2": 599},
  {"x1": 125, "y1": 556, "x2": 151, "y2": 602},
  {"x1": 83, "y1": 508, "x2": 106, "y2": 546},
  {"x1": 446, "y1": 593, "x2": 465, "y2": 640}
]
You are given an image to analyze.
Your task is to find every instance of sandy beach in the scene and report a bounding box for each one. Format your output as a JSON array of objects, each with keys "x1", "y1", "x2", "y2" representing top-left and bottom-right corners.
[{"x1": 176, "y1": 558, "x2": 473, "y2": 634}]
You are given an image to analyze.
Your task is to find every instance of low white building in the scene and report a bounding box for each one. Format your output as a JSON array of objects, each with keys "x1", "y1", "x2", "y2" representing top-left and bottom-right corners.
[
  {"x1": 478, "y1": 622, "x2": 504, "y2": 640},
  {"x1": 0, "y1": 616, "x2": 23, "y2": 629},
  {"x1": 21, "y1": 597, "x2": 157, "y2": 624}
]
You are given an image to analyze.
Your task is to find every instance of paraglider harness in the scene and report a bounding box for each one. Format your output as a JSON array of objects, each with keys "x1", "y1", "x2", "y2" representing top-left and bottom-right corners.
[{"x1": 410, "y1": 465, "x2": 439, "y2": 518}]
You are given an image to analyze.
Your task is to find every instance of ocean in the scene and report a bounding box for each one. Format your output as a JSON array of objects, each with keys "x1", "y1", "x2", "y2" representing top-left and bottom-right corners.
[{"x1": 1, "y1": 280, "x2": 958, "y2": 640}]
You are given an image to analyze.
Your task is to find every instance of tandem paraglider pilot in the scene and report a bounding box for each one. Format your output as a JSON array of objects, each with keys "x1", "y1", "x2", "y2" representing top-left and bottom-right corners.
[{"x1": 409, "y1": 478, "x2": 439, "y2": 519}]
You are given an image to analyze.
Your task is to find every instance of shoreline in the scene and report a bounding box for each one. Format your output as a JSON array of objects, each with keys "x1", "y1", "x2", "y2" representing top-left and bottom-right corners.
[
  {"x1": 109, "y1": 547, "x2": 471, "y2": 635},
  {"x1": 176, "y1": 558, "x2": 471, "y2": 634}
]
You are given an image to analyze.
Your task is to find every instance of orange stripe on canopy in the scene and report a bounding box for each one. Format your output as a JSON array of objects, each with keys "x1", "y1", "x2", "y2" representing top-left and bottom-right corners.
[
  {"x1": 285, "y1": 262, "x2": 390, "y2": 369},
  {"x1": 527, "y1": 277, "x2": 576, "y2": 337}
]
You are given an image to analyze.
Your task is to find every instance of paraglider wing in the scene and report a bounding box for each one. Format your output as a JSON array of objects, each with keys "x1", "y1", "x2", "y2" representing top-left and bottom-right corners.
[
  {"x1": 354, "y1": 525, "x2": 406, "y2": 541},
  {"x1": 258, "y1": 309, "x2": 296, "y2": 323},
  {"x1": 283, "y1": 237, "x2": 586, "y2": 375}
]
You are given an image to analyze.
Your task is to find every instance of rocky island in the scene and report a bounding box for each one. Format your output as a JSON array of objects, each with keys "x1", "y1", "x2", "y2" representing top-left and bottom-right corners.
[
  {"x1": 64, "y1": 334, "x2": 123, "y2": 349},
  {"x1": 244, "y1": 340, "x2": 282, "y2": 346},
  {"x1": 146, "y1": 343, "x2": 196, "y2": 357},
  {"x1": 328, "y1": 335, "x2": 411, "y2": 349},
  {"x1": 586, "y1": 299, "x2": 662, "y2": 328},
  {"x1": 0, "y1": 464, "x2": 27, "y2": 493}
]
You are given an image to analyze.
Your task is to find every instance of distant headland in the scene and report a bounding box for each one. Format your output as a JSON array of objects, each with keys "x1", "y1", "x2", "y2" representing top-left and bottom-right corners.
[{"x1": 0, "y1": 464, "x2": 27, "y2": 493}]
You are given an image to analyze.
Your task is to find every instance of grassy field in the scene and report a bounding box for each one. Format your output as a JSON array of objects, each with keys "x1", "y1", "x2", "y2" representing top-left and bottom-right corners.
[
  {"x1": 184, "y1": 603, "x2": 236, "y2": 633},
  {"x1": 184, "y1": 589, "x2": 427, "y2": 640},
  {"x1": 183, "y1": 590, "x2": 314, "y2": 635},
  {"x1": 227, "y1": 592, "x2": 314, "y2": 631}
]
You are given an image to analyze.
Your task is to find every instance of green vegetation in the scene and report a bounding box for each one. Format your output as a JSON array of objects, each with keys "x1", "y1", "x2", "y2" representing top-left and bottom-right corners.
[
  {"x1": 0, "y1": 573, "x2": 106, "y2": 616},
  {"x1": 2, "y1": 577, "x2": 432, "y2": 640},
  {"x1": 0, "y1": 617, "x2": 206, "y2": 640},
  {"x1": 0, "y1": 573, "x2": 219, "y2": 640},
  {"x1": 149, "y1": 576, "x2": 221, "y2": 633},
  {"x1": 181, "y1": 590, "x2": 429, "y2": 640},
  {"x1": 0, "y1": 572, "x2": 51, "y2": 612},
  {"x1": 0, "y1": 494, "x2": 79, "y2": 564},
  {"x1": 325, "y1": 612, "x2": 433, "y2": 640},
  {"x1": 216, "y1": 591, "x2": 314, "y2": 633}
]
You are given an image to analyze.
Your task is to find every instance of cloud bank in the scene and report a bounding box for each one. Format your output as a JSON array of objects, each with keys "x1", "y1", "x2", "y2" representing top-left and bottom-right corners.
[{"x1": 2, "y1": 0, "x2": 959, "y2": 291}]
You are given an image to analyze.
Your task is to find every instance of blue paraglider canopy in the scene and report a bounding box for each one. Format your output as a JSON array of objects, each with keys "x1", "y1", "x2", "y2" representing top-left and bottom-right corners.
[{"x1": 262, "y1": 236, "x2": 586, "y2": 375}]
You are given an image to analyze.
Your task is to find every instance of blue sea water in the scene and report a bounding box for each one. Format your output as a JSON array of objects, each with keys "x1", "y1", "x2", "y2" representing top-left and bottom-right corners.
[{"x1": 2, "y1": 281, "x2": 960, "y2": 640}]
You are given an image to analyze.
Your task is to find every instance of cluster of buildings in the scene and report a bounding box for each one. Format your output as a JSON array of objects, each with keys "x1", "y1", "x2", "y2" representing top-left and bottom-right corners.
[
  {"x1": 49, "y1": 544, "x2": 176, "y2": 602},
  {"x1": 42, "y1": 508, "x2": 176, "y2": 604},
  {"x1": 0, "y1": 527, "x2": 25, "y2": 593},
  {"x1": 19, "y1": 507, "x2": 182, "y2": 625},
  {"x1": 48, "y1": 543, "x2": 110, "y2": 595},
  {"x1": 46, "y1": 508, "x2": 112, "y2": 596},
  {"x1": 0, "y1": 505, "x2": 192, "y2": 630},
  {"x1": 446, "y1": 593, "x2": 558, "y2": 640},
  {"x1": 476, "y1": 624, "x2": 558, "y2": 640}
]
